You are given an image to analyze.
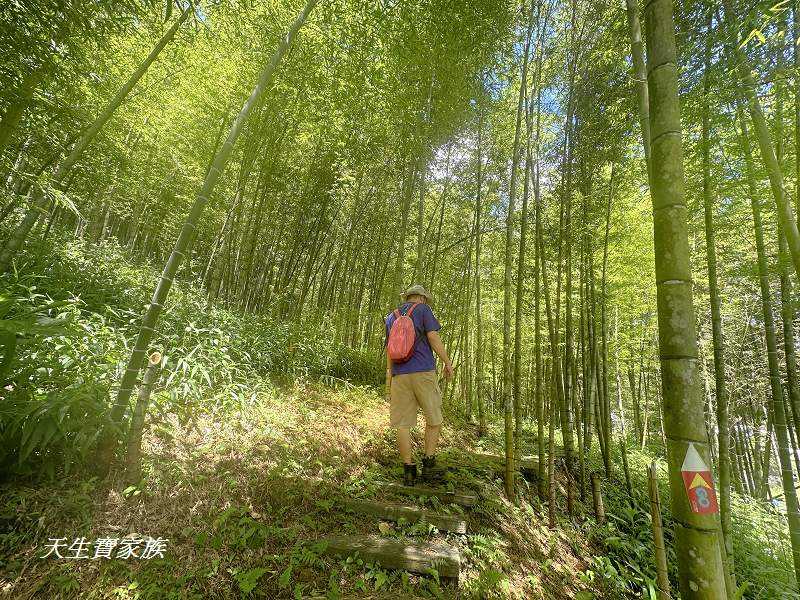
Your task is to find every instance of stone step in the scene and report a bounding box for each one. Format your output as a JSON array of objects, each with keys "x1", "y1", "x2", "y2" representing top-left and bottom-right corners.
[
  {"x1": 343, "y1": 499, "x2": 467, "y2": 534},
  {"x1": 379, "y1": 482, "x2": 477, "y2": 507},
  {"x1": 320, "y1": 534, "x2": 460, "y2": 579}
]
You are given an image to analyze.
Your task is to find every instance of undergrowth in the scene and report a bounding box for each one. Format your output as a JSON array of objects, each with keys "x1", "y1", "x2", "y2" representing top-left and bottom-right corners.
[
  {"x1": 0, "y1": 235, "x2": 381, "y2": 478},
  {"x1": 1, "y1": 235, "x2": 797, "y2": 599},
  {"x1": 588, "y1": 445, "x2": 798, "y2": 599},
  {"x1": 1, "y1": 381, "x2": 597, "y2": 599}
]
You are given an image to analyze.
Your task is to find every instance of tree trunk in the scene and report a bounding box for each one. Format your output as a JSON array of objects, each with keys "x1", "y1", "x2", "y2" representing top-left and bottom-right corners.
[
  {"x1": 95, "y1": 0, "x2": 319, "y2": 477},
  {"x1": 502, "y1": 11, "x2": 533, "y2": 500},
  {"x1": 514, "y1": 94, "x2": 533, "y2": 464},
  {"x1": 474, "y1": 105, "x2": 487, "y2": 437},
  {"x1": 547, "y1": 379, "x2": 558, "y2": 529},
  {"x1": 393, "y1": 162, "x2": 415, "y2": 294},
  {"x1": 778, "y1": 52, "x2": 800, "y2": 476},
  {"x1": 625, "y1": 0, "x2": 651, "y2": 169},
  {"x1": 599, "y1": 164, "x2": 614, "y2": 474},
  {"x1": 534, "y1": 117, "x2": 546, "y2": 496},
  {"x1": 538, "y1": 191, "x2": 563, "y2": 527},
  {"x1": 415, "y1": 175, "x2": 425, "y2": 280},
  {"x1": 737, "y1": 104, "x2": 800, "y2": 582},
  {"x1": 643, "y1": 1, "x2": 727, "y2": 595},
  {"x1": 648, "y1": 462, "x2": 672, "y2": 600},
  {"x1": 0, "y1": 64, "x2": 49, "y2": 158},
  {"x1": 578, "y1": 228, "x2": 588, "y2": 501},
  {"x1": 742, "y1": 423, "x2": 757, "y2": 497},
  {"x1": 0, "y1": 6, "x2": 192, "y2": 272},
  {"x1": 591, "y1": 472, "x2": 605, "y2": 524},
  {"x1": 125, "y1": 352, "x2": 161, "y2": 483},
  {"x1": 795, "y1": 0, "x2": 800, "y2": 226}
]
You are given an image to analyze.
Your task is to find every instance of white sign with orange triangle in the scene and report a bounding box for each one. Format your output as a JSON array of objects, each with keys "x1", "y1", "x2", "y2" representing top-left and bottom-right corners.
[{"x1": 680, "y1": 443, "x2": 718, "y2": 514}]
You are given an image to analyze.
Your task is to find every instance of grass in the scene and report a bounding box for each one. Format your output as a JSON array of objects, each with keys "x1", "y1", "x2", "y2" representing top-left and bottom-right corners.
[
  {"x1": 2, "y1": 234, "x2": 796, "y2": 599},
  {"x1": 2, "y1": 377, "x2": 601, "y2": 599}
]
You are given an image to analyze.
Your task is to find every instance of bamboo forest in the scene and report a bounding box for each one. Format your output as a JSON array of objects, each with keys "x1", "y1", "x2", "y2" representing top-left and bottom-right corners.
[{"x1": 7, "y1": 0, "x2": 800, "y2": 597}]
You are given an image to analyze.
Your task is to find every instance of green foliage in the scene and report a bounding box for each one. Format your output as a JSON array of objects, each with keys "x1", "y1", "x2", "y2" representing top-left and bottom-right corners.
[
  {"x1": 461, "y1": 531, "x2": 514, "y2": 598},
  {"x1": 210, "y1": 505, "x2": 274, "y2": 551},
  {"x1": 2, "y1": 381, "x2": 112, "y2": 478},
  {"x1": 0, "y1": 478, "x2": 96, "y2": 573},
  {"x1": 596, "y1": 446, "x2": 799, "y2": 599},
  {"x1": 0, "y1": 274, "x2": 119, "y2": 478},
  {"x1": 0, "y1": 236, "x2": 382, "y2": 478},
  {"x1": 0, "y1": 290, "x2": 72, "y2": 383},
  {"x1": 469, "y1": 567, "x2": 510, "y2": 599},
  {"x1": 465, "y1": 532, "x2": 507, "y2": 567},
  {"x1": 729, "y1": 494, "x2": 798, "y2": 598},
  {"x1": 234, "y1": 567, "x2": 267, "y2": 597}
]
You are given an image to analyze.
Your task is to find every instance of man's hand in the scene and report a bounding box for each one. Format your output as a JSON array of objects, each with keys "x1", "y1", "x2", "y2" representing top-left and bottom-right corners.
[
  {"x1": 443, "y1": 362, "x2": 454, "y2": 380},
  {"x1": 427, "y1": 331, "x2": 454, "y2": 380}
]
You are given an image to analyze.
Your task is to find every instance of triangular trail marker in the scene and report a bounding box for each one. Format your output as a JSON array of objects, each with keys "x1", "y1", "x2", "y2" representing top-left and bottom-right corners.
[
  {"x1": 689, "y1": 472, "x2": 710, "y2": 489},
  {"x1": 681, "y1": 443, "x2": 708, "y2": 472}
]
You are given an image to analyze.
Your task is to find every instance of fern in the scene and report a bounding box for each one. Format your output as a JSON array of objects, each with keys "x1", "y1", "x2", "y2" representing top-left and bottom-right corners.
[{"x1": 234, "y1": 567, "x2": 268, "y2": 598}]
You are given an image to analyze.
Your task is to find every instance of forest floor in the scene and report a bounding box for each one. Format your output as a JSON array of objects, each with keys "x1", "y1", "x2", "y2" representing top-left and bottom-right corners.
[
  {"x1": 1, "y1": 376, "x2": 604, "y2": 599},
  {"x1": 2, "y1": 238, "x2": 797, "y2": 598}
]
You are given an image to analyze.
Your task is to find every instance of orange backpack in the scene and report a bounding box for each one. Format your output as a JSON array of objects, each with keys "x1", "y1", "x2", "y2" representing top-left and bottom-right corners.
[{"x1": 387, "y1": 303, "x2": 419, "y2": 363}]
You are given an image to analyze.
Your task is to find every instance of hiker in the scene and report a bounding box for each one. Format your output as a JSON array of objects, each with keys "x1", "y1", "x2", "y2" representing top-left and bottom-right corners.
[{"x1": 385, "y1": 284, "x2": 454, "y2": 486}]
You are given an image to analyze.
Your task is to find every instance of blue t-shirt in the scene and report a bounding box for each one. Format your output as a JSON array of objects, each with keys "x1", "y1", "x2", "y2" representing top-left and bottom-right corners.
[{"x1": 385, "y1": 302, "x2": 441, "y2": 375}]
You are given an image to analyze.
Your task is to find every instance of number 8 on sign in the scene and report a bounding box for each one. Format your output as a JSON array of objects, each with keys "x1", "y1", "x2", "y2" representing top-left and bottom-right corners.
[{"x1": 694, "y1": 486, "x2": 711, "y2": 509}]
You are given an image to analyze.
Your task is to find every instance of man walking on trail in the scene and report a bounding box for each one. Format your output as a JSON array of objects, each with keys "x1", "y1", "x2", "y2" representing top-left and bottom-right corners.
[{"x1": 385, "y1": 284, "x2": 454, "y2": 486}]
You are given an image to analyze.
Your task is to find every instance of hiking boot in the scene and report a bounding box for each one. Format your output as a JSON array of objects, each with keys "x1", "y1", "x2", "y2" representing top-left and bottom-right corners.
[
  {"x1": 403, "y1": 463, "x2": 417, "y2": 487},
  {"x1": 421, "y1": 455, "x2": 445, "y2": 482}
]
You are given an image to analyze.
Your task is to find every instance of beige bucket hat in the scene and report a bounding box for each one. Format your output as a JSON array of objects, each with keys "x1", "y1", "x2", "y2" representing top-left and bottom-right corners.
[{"x1": 401, "y1": 284, "x2": 434, "y2": 303}]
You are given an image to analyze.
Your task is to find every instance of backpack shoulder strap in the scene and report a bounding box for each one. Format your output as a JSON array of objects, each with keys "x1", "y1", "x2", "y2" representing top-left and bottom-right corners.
[{"x1": 405, "y1": 303, "x2": 424, "y2": 339}]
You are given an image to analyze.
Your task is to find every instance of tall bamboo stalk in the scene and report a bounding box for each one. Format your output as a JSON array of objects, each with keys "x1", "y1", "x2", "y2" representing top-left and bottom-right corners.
[
  {"x1": 474, "y1": 102, "x2": 487, "y2": 437},
  {"x1": 591, "y1": 472, "x2": 605, "y2": 524},
  {"x1": 643, "y1": 1, "x2": 727, "y2": 595},
  {"x1": 538, "y1": 196, "x2": 562, "y2": 526},
  {"x1": 648, "y1": 462, "x2": 672, "y2": 600},
  {"x1": 95, "y1": 0, "x2": 319, "y2": 476},
  {"x1": 599, "y1": 164, "x2": 614, "y2": 474},
  {"x1": 534, "y1": 116, "x2": 546, "y2": 496},
  {"x1": 625, "y1": 0, "x2": 651, "y2": 170},
  {"x1": 699, "y1": 15, "x2": 735, "y2": 592},
  {"x1": 125, "y1": 351, "x2": 161, "y2": 483},
  {"x1": 502, "y1": 9, "x2": 534, "y2": 499},
  {"x1": 514, "y1": 97, "x2": 533, "y2": 462},
  {"x1": 737, "y1": 104, "x2": 800, "y2": 583},
  {"x1": 0, "y1": 6, "x2": 192, "y2": 272}
]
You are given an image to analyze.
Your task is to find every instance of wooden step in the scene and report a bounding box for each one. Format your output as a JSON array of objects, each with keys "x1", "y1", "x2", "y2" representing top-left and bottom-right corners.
[
  {"x1": 320, "y1": 534, "x2": 460, "y2": 579},
  {"x1": 379, "y1": 482, "x2": 477, "y2": 507},
  {"x1": 451, "y1": 452, "x2": 554, "y2": 476},
  {"x1": 474, "y1": 452, "x2": 540, "y2": 473},
  {"x1": 343, "y1": 499, "x2": 467, "y2": 534}
]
